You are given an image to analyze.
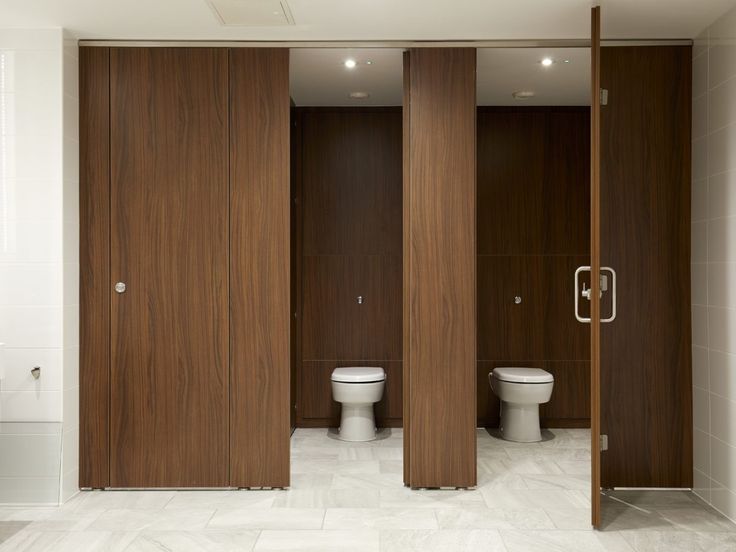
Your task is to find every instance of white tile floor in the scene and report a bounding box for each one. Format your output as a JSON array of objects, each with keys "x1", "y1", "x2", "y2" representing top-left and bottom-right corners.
[{"x1": 0, "y1": 427, "x2": 734, "y2": 551}]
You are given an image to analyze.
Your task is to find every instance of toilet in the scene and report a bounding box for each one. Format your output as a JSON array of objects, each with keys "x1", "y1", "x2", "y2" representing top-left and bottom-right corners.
[
  {"x1": 331, "y1": 367, "x2": 385, "y2": 442},
  {"x1": 489, "y1": 367, "x2": 554, "y2": 443}
]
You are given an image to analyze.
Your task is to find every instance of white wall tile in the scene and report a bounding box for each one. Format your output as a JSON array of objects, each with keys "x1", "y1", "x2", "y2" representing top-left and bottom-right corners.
[
  {"x1": 0, "y1": 390, "x2": 62, "y2": 422},
  {"x1": 0, "y1": 348, "x2": 63, "y2": 391},
  {"x1": 692, "y1": 220, "x2": 708, "y2": 263},
  {"x1": 710, "y1": 350, "x2": 736, "y2": 402},
  {"x1": 693, "y1": 94, "x2": 708, "y2": 139},
  {"x1": 708, "y1": 306, "x2": 736, "y2": 353},
  {"x1": 694, "y1": 428, "x2": 710, "y2": 472},
  {"x1": 708, "y1": 171, "x2": 736, "y2": 219},
  {"x1": 693, "y1": 468, "x2": 712, "y2": 503},
  {"x1": 692, "y1": 178, "x2": 708, "y2": 222},
  {"x1": 0, "y1": 477, "x2": 60, "y2": 504},
  {"x1": 692, "y1": 304, "x2": 709, "y2": 347},
  {"x1": 0, "y1": 221, "x2": 63, "y2": 262},
  {"x1": 708, "y1": 216, "x2": 736, "y2": 262},
  {"x1": 0, "y1": 264, "x2": 62, "y2": 306},
  {"x1": 693, "y1": 47, "x2": 708, "y2": 99},
  {"x1": 0, "y1": 179, "x2": 63, "y2": 222},
  {"x1": 711, "y1": 436, "x2": 736, "y2": 491},
  {"x1": 691, "y1": 263, "x2": 707, "y2": 305},
  {"x1": 0, "y1": 306, "x2": 63, "y2": 348},
  {"x1": 711, "y1": 394, "x2": 736, "y2": 446},
  {"x1": 711, "y1": 485, "x2": 736, "y2": 522},
  {"x1": 692, "y1": 136, "x2": 708, "y2": 181},
  {"x1": 708, "y1": 124, "x2": 736, "y2": 176},
  {"x1": 0, "y1": 433, "x2": 61, "y2": 477},
  {"x1": 62, "y1": 385, "x2": 78, "y2": 429},
  {"x1": 708, "y1": 262, "x2": 736, "y2": 308},
  {"x1": 693, "y1": 385, "x2": 710, "y2": 433},
  {"x1": 709, "y1": 77, "x2": 736, "y2": 132},
  {"x1": 692, "y1": 345, "x2": 709, "y2": 389}
]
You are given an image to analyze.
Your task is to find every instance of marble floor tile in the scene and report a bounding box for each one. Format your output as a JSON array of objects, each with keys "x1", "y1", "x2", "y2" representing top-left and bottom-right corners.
[
  {"x1": 379, "y1": 529, "x2": 507, "y2": 551},
  {"x1": 164, "y1": 490, "x2": 277, "y2": 510},
  {"x1": 272, "y1": 489, "x2": 380, "y2": 508},
  {"x1": 207, "y1": 508, "x2": 325, "y2": 530},
  {"x1": 126, "y1": 530, "x2": 260, "y2": 551},
  {"x1": 0, "y1": 530, "x2": 139, "y2": 552},
  {"x1": 481, "y1": 488, "x2": 588, "y2": 510},
  {"x1": 379, "y1": 488, "x2": 485, "y2": 509},
  {"x1": 500, "y1": 529, "x2": 635, "y2": 552},
  {"x1": 89, "y1": 508, "x2": 215, "y2": 532},
  {"x1": 254, "y1": 529, "x2": 379, "y2": 551},
  {"x1": 323, "y1": 508, "x2": 438, "y2": 530},
  {"x1": 619, "y1": 530, "x2": 736, "y2": 551},
  {"x1": 436, "y1": 507, "x2": 555, "y2": 530}
]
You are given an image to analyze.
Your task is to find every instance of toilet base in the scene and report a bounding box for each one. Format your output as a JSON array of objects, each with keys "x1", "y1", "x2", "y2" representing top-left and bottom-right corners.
[
  {"x1": 499, "y1": 400, "x2": 542, "y2": 443},
  {"x1": 338, "y1": 403, "x2": 377, "y2": 442}
]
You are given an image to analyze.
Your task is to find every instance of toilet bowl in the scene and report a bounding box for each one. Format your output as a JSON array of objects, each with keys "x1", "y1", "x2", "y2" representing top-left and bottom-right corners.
[
  {"x1": 331, "y1": 367, "x2": 385, "y2": 442},
  {"x1": 489, "y1": 367, "x2": 554, "y2": 443}
]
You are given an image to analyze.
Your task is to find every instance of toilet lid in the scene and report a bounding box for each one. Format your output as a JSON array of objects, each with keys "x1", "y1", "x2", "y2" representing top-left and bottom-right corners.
[
  {"x1": 331, "y1": 367, "x2": 386, "y2": 383},
  {"x1": 492, "y1": 367, "x2": 553, "y2": 384}
]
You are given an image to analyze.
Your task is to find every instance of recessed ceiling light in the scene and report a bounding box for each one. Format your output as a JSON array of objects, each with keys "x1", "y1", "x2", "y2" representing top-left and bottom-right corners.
[
  {"x1": 541, "y1": 58, "x2": 554, "y2": 67},
  {"x1": 563, "y1": 59, "x2": 570, "y2": 63},
  {"x1": 512, "y1": 90, "x2": 535, "y2": 100},
  {"x1": 349, "y1": 91, "x2": 370, "y2": 99},
  {"x1": 365, "y1": 60, "x2": 373, "y2": 65},
  {"x1": 344, "y1": 59, "x2": 357, "y2": 69}
]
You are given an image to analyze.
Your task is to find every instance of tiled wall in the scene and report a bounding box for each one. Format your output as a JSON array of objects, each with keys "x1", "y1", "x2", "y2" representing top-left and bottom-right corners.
[
  {"x1": 692, "y1": 4, "x2": 736, "y2": 523},
  {"x1": 0, "y1": 28, "x2": 79, "y2": 504}
]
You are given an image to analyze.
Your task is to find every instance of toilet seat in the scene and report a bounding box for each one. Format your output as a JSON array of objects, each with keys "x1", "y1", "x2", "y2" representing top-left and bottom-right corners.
[
  {"x1": 331, "y1": 367, "x2": 385, "y2": 383},
  {"x1": 493, "y1": 367, "x2": 553, "y2": 384}
]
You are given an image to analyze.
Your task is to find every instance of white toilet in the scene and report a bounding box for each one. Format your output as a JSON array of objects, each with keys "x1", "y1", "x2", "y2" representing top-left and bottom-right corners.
[
  {"x1": 489, "y1": 367, "x2": 554, "y2": 443},
  {"x1": 331, "y1": 367, "x2": 385, "y2": 442}
]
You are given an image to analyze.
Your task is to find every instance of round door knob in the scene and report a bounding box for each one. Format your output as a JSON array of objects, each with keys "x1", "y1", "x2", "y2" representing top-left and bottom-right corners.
[
  {"x1": 114, "y1": 282, "x2": 126, "y2": 294},
  {"x1": 514, "y1": 296, "x2": 522, "y2": 304}
]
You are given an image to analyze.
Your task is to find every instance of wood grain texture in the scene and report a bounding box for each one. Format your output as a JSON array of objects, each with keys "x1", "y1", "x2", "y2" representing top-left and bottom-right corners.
[
  {"x1": 230, "y1": 48, "x2": 291, "y2": 488},
  {"x1": 476, "y1": 108, "x2": 590, "y2": 428},
  {"x1": 591, "y1": 7, "x2": 601, "y2": 528},
  {"x1": 293, "y1": 108, "x2": 403, "y2": 429},
  {"x1": 405, "y1": 48, "x2": 477, "y2": 488},
  {"x1": 79, "y1": 46, "x2": 110, "y2": 488},
  {"x1": 600, "y1": 45, "x2": 692, "y2": 488},
  {"x1": 109, "y1": 48, "x2": 229, "y2": 487},
  {"x1": 402, "y1": 51, "x2": 412, "y2": 485}
]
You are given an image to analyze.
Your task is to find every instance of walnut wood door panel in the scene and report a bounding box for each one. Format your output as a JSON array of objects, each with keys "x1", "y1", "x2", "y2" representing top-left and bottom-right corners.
[
  {"x1": 229, "y1": 48, "x2": 291, "y2": 488},
  {"x1": 109, "y1": 48, "x2": 229, "y2": 488},
  {"x1": 80, "y1": 46, "x2": 111, "y2": 488},
  {"x1": 404, "y1": 48, "x2": 477, "y2": 488},
  {"x1": 600, "y1": 45, "x2": 692, "y2": 489}
]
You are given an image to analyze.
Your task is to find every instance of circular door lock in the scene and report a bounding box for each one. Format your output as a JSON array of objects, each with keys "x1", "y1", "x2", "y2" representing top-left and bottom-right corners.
[{"x1": 114, "y1": 282, "x2": 127, "y2": 294}]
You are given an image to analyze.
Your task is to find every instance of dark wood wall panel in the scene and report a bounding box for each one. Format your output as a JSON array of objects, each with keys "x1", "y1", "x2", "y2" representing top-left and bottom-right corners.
[
  {"x1": 294, "y1": 108, "x2": 403, "y2": 429},
  {"x1": 109, "y1": 48, "x2": 229, "y2": 487},
  {"x1": 405, "y1": 48, "x2": 477, "y2": 488},
  {"x1": 476, "y1": 107, "x2": 590, "y2": 428},
  {"x1": 79, "y1": 47, "x2": 110, "y2": 488},
  {"x1": 600, "y1": 46, "x2": 692, "y2": 488},
  {"x1": 230, "y1": 48, "x2": 291, "y2": 488}
]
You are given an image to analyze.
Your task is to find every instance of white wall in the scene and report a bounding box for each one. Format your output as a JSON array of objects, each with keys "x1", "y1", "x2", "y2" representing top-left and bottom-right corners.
[
  {"x1": 692, "y1": 4, "x2": 736, "y2": 523},
  {"x1": 0, "y1": 28, "x2": 78, "y2": 504}
]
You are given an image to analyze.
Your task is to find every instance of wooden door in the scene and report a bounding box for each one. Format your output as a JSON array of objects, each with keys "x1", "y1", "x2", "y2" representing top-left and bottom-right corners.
[
  {"x1": 599, "y1": 45, "x2": 692, "y2": 489},
  {"x1": 403, "y1": 48, "x2": 477, "y2": 488},
  {"x1": 109, "y1": 48, "x2": 230, "y2": 487},
  {"x1": 590, "y1": 5, "x2": 602, "y2": 528},
  {"x1": 229, "y1": 48, "x2": 291, "y2": 488}
]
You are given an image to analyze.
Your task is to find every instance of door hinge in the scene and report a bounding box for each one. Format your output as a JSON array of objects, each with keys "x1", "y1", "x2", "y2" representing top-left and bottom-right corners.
[
  {"x1": 600, "y1": 88, "x2": 609, "y2": 105},
  {"x1": 600, "y1": 434, "x2": 609, "y2": 452}
]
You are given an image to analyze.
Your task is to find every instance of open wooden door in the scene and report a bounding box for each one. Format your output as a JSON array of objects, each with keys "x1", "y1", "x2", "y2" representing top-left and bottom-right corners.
[{"x1": 590, "y1": 5, "x2": 602, "y2": 529}]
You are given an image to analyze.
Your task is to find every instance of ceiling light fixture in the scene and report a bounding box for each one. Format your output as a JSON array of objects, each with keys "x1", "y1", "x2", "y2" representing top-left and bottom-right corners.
[
  {"x1": 365, "y1": 60, "x2": 373, "y2": 65},
  {"x1": 541, "y1": 58, "x2": 554, "y2": 67},
  {"x1": 344, "y1": 59, "x2": 357, "y2": 69},
  {"x1": 563, "y1": 59, "x2": 570, "y2": 63},
  {"x1": 349, "y1": 91, "x2": 370, "y2": 99},
  {"x1": 512, "y1": 90, "x2": 535, "y2": 100}
]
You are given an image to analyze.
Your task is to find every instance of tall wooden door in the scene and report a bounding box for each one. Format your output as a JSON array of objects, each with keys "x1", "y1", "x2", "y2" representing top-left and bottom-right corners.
[
  {"x1": 109, "y1": 48, "x2": 230, "y2": 487},
  {"x1": 403, "y1": 48, "x2": 477, "y2": 488},
  {"x1": 599, "y1": 44, "x2": 692, "y2": 490},
  {"x1": 590, "y1": 5, "x2": 602, "y2": 528}
]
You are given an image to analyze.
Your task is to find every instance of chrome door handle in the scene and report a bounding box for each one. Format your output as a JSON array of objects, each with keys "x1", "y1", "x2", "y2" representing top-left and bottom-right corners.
[
  {"x1": 575, "y1": 266, "x2": 616, "y2": 323},
  {"x1": 575, "y1": 266, "x2": 591, "y2": 323},
  {"x1": 114, "y1": 282, "x2": 126, "y2": 294}
]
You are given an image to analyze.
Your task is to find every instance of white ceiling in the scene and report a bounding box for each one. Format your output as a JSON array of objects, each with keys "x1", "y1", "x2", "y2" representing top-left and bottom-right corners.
[
  {"x1": 290, "y1": 48, "x2": 589, "y2": 107},
  {"x1": 477, "y1": 48, "x2": 590, "y2": 106},
  {"x1": 0, "y1": 0, "x2": 735, "y2": 40}
]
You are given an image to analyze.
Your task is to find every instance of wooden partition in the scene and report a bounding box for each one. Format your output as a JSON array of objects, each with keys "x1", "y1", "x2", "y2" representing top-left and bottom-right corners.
[
  {"x1": 403, "y1": 48, "x2": 477, "y2": 488},
  {"x1": 229, "y1": 49, "x2": 291, "y2": 488},
  {"x1": 600, "y1": 45, "x2": 692, "y2": 489},
  {"x1": 80, "y1": 47, "x2": 291, "y2": 489},
  {"x1": 292, "y1": 108, "x2": 403, "y2": 429},
  {"x1": 476, "y1": 107, "x2": 591, "y2": 429}
]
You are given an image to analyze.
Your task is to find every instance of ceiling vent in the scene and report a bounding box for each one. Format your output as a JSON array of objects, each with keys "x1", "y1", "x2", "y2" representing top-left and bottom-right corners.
[{"x1": 206, "y1": 0, "x2": 295, "y2": 26}]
